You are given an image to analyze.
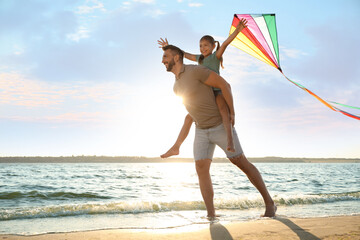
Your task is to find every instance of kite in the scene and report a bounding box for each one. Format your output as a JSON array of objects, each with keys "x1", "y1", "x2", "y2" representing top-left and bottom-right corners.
[{"x1": 229, "y1": 14, "x2": 360, "y2": 120}]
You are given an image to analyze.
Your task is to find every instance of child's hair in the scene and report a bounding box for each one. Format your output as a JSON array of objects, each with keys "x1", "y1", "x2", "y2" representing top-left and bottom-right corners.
[{"x1": 198, "y1": 35, "x2": 224, "y2": 69}]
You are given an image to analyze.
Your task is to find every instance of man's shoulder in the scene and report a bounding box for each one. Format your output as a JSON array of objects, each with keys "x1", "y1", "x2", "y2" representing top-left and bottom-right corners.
[{"x1": 182, "y1": 64, "x2": 211, "y2": 83}]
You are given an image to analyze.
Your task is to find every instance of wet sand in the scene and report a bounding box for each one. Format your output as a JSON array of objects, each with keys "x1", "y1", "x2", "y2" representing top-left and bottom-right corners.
[{"x1": 1, "y1": 215, "x2": 359, "y2": 240}]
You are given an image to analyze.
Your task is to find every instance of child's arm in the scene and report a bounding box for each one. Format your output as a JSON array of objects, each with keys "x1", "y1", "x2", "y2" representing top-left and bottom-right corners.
[
  {"x1": 158, "y1": 38, "x2": 197, "y2": 62},
  {"x1": 184, "y1": 52, "x2": 197, "y2": 62},
  {"x1": 160, "y1": 114, "x2": 193, "y2": 158},
  {"x1": 215, "y1": 18, "x2": 248, "y2": 59}
]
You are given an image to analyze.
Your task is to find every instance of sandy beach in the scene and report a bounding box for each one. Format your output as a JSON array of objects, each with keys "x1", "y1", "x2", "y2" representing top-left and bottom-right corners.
[{"x1": 1, "y1": 215, "x2": 359, "y2": 240}]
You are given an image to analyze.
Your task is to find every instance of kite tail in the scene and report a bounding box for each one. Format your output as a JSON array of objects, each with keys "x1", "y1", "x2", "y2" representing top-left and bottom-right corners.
[
  {"x1": 328, "y1": 101, "x2": 360, "y2": 110},
  {"x1": 279, "y1": 70, "x2": 360, "y2": 120}
]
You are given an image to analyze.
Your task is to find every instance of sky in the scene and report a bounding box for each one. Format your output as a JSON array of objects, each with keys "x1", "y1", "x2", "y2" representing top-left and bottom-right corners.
[{"x1": 1, "y1": 0, "x2": 359, "y2": 158}]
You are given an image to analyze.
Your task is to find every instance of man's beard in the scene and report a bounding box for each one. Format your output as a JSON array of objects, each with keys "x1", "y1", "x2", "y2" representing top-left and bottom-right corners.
[{"x1": 166, "y1": 59, "x2": 175, "y2": 71}]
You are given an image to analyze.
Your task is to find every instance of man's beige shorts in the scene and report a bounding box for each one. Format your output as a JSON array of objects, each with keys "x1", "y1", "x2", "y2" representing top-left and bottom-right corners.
[{"x1": 193, "y1": 123, "x2": 243, "y2": 161}]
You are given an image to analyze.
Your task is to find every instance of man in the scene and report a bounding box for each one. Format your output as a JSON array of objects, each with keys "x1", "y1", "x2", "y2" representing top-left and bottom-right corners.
[{"x1": 161, "y1": 45, "x2": 276, "y2": 219}]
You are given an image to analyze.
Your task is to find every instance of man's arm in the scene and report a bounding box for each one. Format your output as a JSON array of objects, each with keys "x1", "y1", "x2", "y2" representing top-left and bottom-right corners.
[{"x1": 203, "y1": 72, "x2": 235, "y2": 125}]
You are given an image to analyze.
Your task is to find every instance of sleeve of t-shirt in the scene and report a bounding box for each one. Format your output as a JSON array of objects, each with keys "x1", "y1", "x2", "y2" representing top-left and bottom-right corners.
[{"x1": 194, "y1": 65, "x2": 211, "y2": 83}]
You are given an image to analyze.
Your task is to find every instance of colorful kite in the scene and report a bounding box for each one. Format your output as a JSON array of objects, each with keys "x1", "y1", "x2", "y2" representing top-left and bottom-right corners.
[{"x1": 230, "y1": 14, "x2": 360, "y2": 120}]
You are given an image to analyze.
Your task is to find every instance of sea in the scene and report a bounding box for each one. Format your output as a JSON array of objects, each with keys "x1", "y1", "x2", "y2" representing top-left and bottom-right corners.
[{"x1": 0, "y1": 162, "x2": 359, "y2": 235}]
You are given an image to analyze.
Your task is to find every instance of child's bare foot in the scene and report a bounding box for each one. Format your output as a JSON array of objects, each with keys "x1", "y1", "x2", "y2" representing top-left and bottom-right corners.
[
  {"x1": 160, "y1": 146, "x2": 179, "y2": 158},
  {"x1": 261, "y1": 204, "x2": 277, "y2": 218}
]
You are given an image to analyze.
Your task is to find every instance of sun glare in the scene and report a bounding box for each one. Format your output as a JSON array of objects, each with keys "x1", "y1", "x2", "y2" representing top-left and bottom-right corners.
[
  {"x1": 103, "y1": 91, "x2": 190, "y2": 157},
  {"x1": 159, "y1": 163, "x2": 198, "y2": 202}
]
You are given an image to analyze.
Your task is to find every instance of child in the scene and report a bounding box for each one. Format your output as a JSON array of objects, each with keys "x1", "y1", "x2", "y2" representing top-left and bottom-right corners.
[{"x1": 159, "y1": 18, "x2": 248, "y2": 158}]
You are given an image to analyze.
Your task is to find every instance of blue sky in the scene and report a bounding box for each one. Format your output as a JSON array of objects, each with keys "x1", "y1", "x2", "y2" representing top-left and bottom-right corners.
[{"x1": 1, "y1": 0, "x2": 359, "y2": 158}]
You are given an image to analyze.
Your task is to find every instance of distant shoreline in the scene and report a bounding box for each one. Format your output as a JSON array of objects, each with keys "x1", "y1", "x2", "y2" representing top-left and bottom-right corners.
[{"x1": 0, "y1": 156, "x2": 359, "y2": 163}]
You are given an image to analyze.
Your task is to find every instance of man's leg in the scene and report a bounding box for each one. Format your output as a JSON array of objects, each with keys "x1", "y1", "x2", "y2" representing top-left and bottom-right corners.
[
  {"x1": 195, "y1": 159, "x2": 215, "y2": 218},
  {"x1": 229, "y1": 154, "x2": 276, "y2": 217}
]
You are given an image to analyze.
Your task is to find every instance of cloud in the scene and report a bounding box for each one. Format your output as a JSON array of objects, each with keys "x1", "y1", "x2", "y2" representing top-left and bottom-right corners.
[
  {"x1": 0, "y1": 1, "x2": 77, "y2": 40},
  {"x1": 76, "y1": 0, "x2": 106, "y2": 14},
  {"x1": 133, "y1": 0, "x2": 155, "y2": 3},
  {"x1": 3, "y1": 111, "x2": 109, "y2": 124},
  {"x1": 145, "y1": 8, "x2": 165, "y2": 17},
  {"x1": 188, "y1": 3, "x2": 203, "y2": 7},
  {"x1": 0, "y1": 72, "x2": 135, "y2": 108},
  {"x1": 280, "y1": 46, "x2": 307, "y2": 59},
  {"x1": 120, "y1": 0, "x2": 155, "y2": 11},
  {"x1": 66, "y1": 26, "x2": 91, "y2": 42},
  {"x1": 287, "y1": 22, "x2": 360, "y2": 89},
  {"x1": 0, "y1": 1, "x2": 198, "y2": 84},
  {"x1": 0, "y1": 72, "x2": 63, "y2": 107}
]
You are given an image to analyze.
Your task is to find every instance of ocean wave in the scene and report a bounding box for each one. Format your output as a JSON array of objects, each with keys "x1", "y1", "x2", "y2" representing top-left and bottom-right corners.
[
  {"x1": 275, "y1": 191, "x2": 360, "y2": 205},
  {"x1": 1, "y1": 191, "x2": 359, "y2": 221},
  {"x1": 0, "y1": 191, "x2": 111, "y2": 200}
]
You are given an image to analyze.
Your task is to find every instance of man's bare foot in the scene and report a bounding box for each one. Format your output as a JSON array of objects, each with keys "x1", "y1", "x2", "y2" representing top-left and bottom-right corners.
[
  {"x1": 207, "y1": 216, "x2": 219, "y2": 223},
  {"x1": 160, "y1": 146, "x2": 179, "y2": 158},
  {"x1": 206, "y1": 214, "x2": 220, "y2": 222},
  {"x1": 261, "y1": 204, "x2": 277, "y2": 218}
]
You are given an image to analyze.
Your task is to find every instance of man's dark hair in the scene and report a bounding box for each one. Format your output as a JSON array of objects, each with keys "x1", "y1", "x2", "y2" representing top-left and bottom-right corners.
[{"x1": 162, "y1": 45, "x2": 184, "y2": 62}]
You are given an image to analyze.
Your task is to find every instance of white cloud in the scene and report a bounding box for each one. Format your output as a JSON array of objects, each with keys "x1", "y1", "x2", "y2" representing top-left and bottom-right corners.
[
  {"x1": 66, "y1": 26, "x2": 91, "y2": 42},
  {"x1": 133, "y1": 0, "x2": 155, "y2": 3},
  {"x1": 120, "y1": 0, "x2": 158, "y2": 13},
  {"x1": 287, "y1": 22, "x2": 360, "y2": 88},
  {"x1": 188, "y1": 2, "x2": 203, "y2": 7},
  {"x1": 145, "y1": 9, "x2": 165, "y2": 17},
  {"x1": 11, "y1": 44, "x2": 25, "y2": 55},
  {"x1": 3, "y1": 112, "x2": 110, "y2": 124},
  {"x1": 0, "y1": 72, "x2": 133, "y2": 108},
  {"x1": 76, "y1": 0, "x2": 106, "y2": 14},
  {"x1": 0, "y1": 72, "x2": 63, "y2": 107},
  {"x1": 280, "y1": 46, "x2": 307, "y2": 59}
]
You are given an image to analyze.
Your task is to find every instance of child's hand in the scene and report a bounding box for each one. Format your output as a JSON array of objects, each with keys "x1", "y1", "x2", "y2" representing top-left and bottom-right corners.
[
  {"x1": 230, "y1": 113, "x2": 235, "y2": 126},
  {"x1": 236, "y1": 18, "x2": 248, "y2": 32},
  {"x1": 158, "y1": 38, "x2": 169, "y2": 48},
  {"x1": 229, "y1": 108, "x2": 235, "y2": 126}
]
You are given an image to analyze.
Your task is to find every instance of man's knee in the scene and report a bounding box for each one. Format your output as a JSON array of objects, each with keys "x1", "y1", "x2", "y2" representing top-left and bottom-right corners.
[
  {"x1": 229, "y1": 154, "x2": 248, "y2": 169},
  {"x1": 195, "y1": 159, "x2": 211, "y2": 174}
]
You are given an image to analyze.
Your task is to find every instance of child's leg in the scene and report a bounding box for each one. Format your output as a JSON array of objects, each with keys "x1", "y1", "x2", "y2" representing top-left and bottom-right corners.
[
  {"x1": 215, "y1": 94, "x2": 235, "y2": 152},
  {"x1": 161, "y1": 145, "x2": 180, "y2": 158},
  {"x1": 161, "y1": 114, "x2": 193, "y2": 158}
]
